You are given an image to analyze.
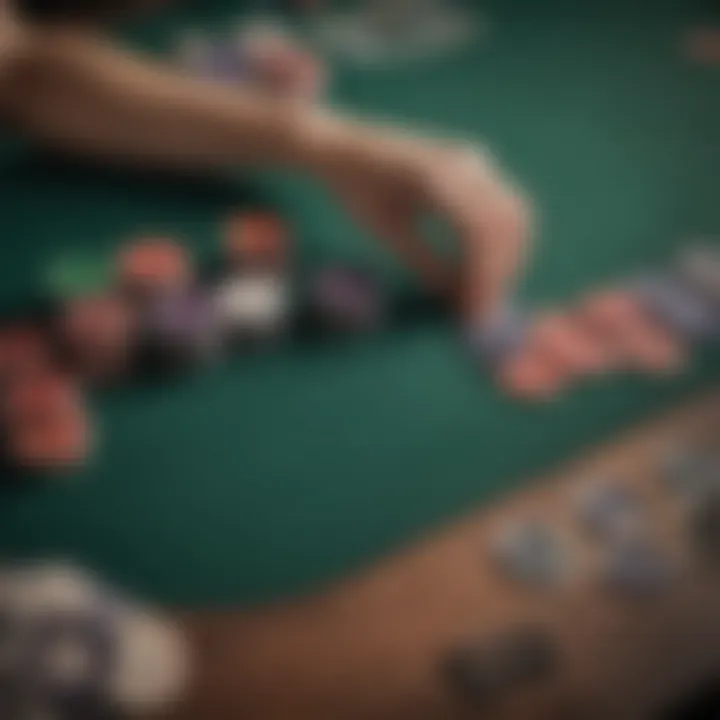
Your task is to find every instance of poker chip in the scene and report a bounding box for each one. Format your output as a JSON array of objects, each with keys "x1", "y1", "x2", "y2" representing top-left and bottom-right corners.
[
  {"x1": 466, "y1": 307, "x2": 528, "y2": 366},
  {"x1": 676, "y1": 244, "x2": 720, "y2": 305},
  {"x1": 57, "y1": 294, "x2": 138, "y2": 384},
  {"x1": 224, "y1": 212, "x2": 288, "y2": 271},
  {"x1": 601, "y1": 538, "x2": 676, "y2": 597},
  {"x1": 578, "y1": 289, "x2": 686, "y2": 375},
  {"x1": 575, "y1": 481, "x2": 643, "y2": 541},
  {"x1": 661, "y1": 446, "x2": 720, "y2": 503},
  {"x1": 44, "y1": 253, "x2": 112, "y2": 303},
  {"x1": 631, "y1": 272, "x2": 719, "y2": 343},
  {"x1": 527, "y1": 311, "x2": 612, "y2": 377},
  {"x1": 8, "y1": 404, "x2": 91, "y2": 473},
  {"x1": 4, "y1": 372, "x2": 82, "y2": 427},
  {"x1": 443, "y1": 625, "x2": 558, "y2": 707},
  {"x1": 491, "y1": 520, "x2": 571, "y2": 587},
  {"x1": 116, "y1": 237, "x2": 192, "y2": 298},
  {"x1": 0, "y1": 326, "x2": 53, "y2": 384},
  {"x1": 0, "y1": 562, "x2": 189, "y2": 718},
  {"x1": 214, "y1": 273, "x2": 290, "y2": 341},
  {"x1": 308, "y1": 265, "x2": 385, "y2": 334},
  {"x1": 1, "y1": 371, "x2": 92, "y2": 474},
  {"x1": 142, "y1": 288, "x2": 224, "y2": 369},
  {"x1": 496, "y1": 351, "x2": 564, "y2": 402}
]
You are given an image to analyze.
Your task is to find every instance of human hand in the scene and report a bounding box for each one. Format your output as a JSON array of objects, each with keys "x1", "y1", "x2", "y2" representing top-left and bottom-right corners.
[{"x1": 316, "y1": 123, "x2": 534, "y2": 322}]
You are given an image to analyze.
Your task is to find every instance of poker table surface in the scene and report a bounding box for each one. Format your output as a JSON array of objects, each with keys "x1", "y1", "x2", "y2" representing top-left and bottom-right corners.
[{"x1": 0, "y1": 0, "x2": 717, "y2": 608}]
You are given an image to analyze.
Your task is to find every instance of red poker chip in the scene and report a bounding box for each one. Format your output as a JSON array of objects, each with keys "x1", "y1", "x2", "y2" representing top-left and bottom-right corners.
[
  {"x1": 497, "y1": 351, "x2": 564, "y2": 402},
  {"x1": 579, "y1": 290, "x2": 644, "y2": 333},
  {"x1": 620, "y1": 323, "x2": 687, "y2": 376},
  {"x1": 4, "y1": 372, "x2": 82, "y2": 428},
  {"x1": 60, "y1": 294, "x2": 136, "y2": 382},
  {"x1": 117, "y1": 237, "x2": 192, "y2": 294},
  {"x1": 224, "y1": 212, "x2": 288, "y2": 268},
  {"x1": 0, "y1": 326, "x2": 53, "y2": 381},
  {"x1": 9, "y1": 406, "x2": 91, "y2": 471},
  {"x1": 530, "y1": 312, "x2": 615, "y2": 377},
  {"x1": 578, "y1": 290, "x2": 687, "y2": 374}
]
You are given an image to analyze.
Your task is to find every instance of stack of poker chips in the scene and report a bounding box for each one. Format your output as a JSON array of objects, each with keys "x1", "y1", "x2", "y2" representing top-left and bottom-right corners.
[
  {"x1": 466, "y1": 244, "x2": 720, "y2": 401},
  {"x1": 0, "y1": 323, "x2": 93, "y2": 476}
]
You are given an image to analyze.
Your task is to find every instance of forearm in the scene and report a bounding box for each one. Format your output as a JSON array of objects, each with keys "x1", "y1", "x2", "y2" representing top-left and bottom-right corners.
[{"x1": 4, "y1": 28, "x2": 353, "y2": 173}]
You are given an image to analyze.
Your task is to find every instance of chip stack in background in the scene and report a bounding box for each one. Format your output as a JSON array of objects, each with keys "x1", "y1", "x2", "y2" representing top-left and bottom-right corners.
[{"x1": 214, "y1": 211, "x2": 293, "y2": 348}]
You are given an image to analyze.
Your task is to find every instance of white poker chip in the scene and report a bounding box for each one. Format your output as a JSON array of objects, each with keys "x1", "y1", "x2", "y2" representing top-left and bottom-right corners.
[
  {"x1": 0, "y1": 562, "x2": 189, "y2": 718},
  {"x1": 215, "y1": 274, "x2": 290, "y2": 337}
]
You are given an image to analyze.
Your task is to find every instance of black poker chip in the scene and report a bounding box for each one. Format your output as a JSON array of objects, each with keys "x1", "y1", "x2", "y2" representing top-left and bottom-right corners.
[{"x1": 442, "y1": 625, "x2": 558, "y2": 708}]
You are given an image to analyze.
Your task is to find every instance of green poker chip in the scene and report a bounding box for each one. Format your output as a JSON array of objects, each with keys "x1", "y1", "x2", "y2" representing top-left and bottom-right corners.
[{"x1": 43, "y1": 253, "x2": 113, "y2": 301}]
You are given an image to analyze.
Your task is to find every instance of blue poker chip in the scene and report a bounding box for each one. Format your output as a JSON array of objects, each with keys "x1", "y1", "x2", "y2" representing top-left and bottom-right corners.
[
  {"x1": 631, "y1": 272, "x2": 719, "y2": 342},
  {"x1": 466, "y1": 307, "x2": 528, "y2": 366},
  {"x1": 602, "y1": 539, "x2": 676, "y2": 597},
  {"x1": 575, "y1": 481, "x2": 643, "y2": 541}
]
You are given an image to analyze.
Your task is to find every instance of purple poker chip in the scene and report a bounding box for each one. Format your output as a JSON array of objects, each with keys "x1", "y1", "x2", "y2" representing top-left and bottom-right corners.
[
  {"x1": 310, "y1": 266, "x2": 385, "y2": 332},
  {"x1": 145, "y1": 289, "x2": 224, "y2": 363},
  {"x1": 631, "y1": 272, "x2": 719, "y2": 342},
  {"x1": 466, "y1": 307, "x2": 528, "y2": 365}
]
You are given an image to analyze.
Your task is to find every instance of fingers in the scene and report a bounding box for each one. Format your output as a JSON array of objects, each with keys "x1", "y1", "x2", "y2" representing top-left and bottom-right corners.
[
  {"x1": 427, "y1": 149, "x2": 532, "y2": 321},
  {"x1": 463, "y1": 187, "x2": 532, "y2": 321}
]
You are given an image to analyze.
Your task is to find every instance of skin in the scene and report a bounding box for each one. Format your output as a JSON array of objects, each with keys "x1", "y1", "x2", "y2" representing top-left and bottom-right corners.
[{"x1": 0, "y1": 2, "x2": 535, "y2": 716}]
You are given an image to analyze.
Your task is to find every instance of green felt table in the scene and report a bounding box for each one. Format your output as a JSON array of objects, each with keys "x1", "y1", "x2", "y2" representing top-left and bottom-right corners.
[{"x1": 0, "y1": 0, "x2": 717, "y2": 609}]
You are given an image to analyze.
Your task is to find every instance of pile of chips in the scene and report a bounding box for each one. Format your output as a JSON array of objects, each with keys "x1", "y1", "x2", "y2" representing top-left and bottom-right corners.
[
  {"x1": 0, "y1": 210, "x2": 392, "y2": 476},
  {"x1": 176, "y1": 22, "x2": 327, "y2": 102},
  {"x1": 467, "y1": 244, "x2": 720, "y2": 401}
]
